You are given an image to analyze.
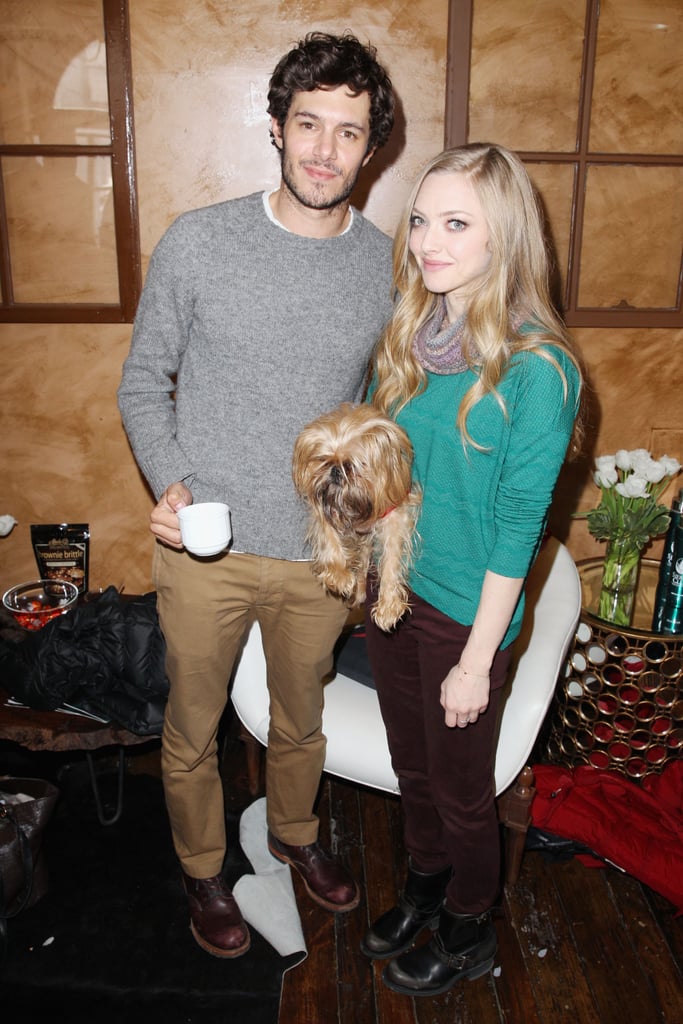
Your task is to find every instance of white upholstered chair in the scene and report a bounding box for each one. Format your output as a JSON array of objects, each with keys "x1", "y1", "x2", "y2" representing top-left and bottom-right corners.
[{"x1": 230, "y1": 536, "x2": 581, "y2": 884}]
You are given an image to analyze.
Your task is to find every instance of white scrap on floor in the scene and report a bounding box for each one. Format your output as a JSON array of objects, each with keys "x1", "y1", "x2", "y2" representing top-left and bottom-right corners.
[{"x1": 233, "y1": 797, "x2": 307, "y2": 958}]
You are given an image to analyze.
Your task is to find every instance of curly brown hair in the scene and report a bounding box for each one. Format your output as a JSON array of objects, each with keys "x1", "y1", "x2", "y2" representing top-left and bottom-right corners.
[{"x1": 267, "y1": 32, "x2": 394, "y2": 153}]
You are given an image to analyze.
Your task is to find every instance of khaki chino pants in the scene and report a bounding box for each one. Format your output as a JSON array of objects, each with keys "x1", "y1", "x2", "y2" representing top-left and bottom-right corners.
[{"x1": 153, "y1": 543, "x2": 348, "y2": 879}]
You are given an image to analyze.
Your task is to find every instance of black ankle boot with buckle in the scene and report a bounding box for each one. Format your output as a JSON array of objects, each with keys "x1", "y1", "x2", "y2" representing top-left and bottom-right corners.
[
  {"x1": 382, "y1": 905, "x2": 497, "y2": 996},
  {"x1": 360, "y1": 861, "x2": 452, "y2": 959}
]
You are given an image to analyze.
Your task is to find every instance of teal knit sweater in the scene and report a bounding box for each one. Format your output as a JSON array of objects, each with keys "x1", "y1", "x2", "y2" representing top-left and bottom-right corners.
[{"x1": 392, "y1": 346, "x2": 580, "y2": 648}]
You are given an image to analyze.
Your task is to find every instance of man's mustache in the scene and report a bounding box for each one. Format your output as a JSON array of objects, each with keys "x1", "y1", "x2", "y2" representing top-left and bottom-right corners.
[{"x1": 300, "y1": 159, "x2": 343, "y2": 176}]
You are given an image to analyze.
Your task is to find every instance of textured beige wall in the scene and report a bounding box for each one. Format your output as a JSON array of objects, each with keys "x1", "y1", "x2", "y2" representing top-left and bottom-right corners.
[
  {"x1": 129, "y1": 0, "x2": 446, "y2": 249},
  {"x1": 1, "y1": 0, "x2": 681, "y2": 599},
  {"x1": 0, "y1": 0, "x2": 447, "y2": 595},
  {"x1": 0, "y1": 322, "x2": 137, "y2": 591},
  {"x1": 468, "y1": 0, "x2": 683, "y2": 564},
  {"x1": 553, "y1": 326, "x2": 683, "y2": 565}
]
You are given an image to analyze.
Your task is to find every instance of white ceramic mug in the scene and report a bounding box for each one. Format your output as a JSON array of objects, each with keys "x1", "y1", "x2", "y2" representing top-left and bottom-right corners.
[{"x1": 177, "y1": 502, "x2": 231, "y2": 557}]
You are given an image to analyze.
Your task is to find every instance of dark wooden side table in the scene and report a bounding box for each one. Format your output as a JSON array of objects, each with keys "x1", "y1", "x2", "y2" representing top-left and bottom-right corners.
[{"x1": 0, "y1": 688, "x2": 155, "y2": 824}]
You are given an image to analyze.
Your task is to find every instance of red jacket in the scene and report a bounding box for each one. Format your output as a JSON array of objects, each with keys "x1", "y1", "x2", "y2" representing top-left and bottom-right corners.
[{"x1": 531, "y1": 761, "x2": 683, "y2": 912}]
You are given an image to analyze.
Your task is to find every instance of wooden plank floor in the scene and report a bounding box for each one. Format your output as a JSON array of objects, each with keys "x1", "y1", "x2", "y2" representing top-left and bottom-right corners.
[
  {"x1": 272, "y1": 774, "x2": 683, "y2": 1024},
  {"x1": 211, "y1": 707, "x2": 683, "y2": 1023},
  {"x1": 6, "y1": 702, "x2": 681, "y2": 1021}
]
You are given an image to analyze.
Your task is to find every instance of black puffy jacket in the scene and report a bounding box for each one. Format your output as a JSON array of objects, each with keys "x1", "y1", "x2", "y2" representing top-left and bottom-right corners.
[{"x1": 0, "y1": 587, "x2": 168, "y2": 735}]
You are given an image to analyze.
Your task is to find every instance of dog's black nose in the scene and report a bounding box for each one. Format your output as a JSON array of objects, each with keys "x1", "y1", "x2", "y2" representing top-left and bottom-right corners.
[{"x1": 330, "y1": 464, "x2": 344, "y2": 485}]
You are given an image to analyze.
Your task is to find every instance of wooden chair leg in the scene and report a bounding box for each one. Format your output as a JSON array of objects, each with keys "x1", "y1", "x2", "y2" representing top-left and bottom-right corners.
[
  {"x1": 239, "y1": 723, "x2": 264, "y2": 797},
  {"x1": 497, "y1": 764, "x2": 536, "y2": 886}
]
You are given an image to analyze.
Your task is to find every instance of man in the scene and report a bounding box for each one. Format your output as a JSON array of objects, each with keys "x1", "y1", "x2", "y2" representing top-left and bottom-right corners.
[{"x1": 118, "y1": 32, "x2": 395, "y2": 958}]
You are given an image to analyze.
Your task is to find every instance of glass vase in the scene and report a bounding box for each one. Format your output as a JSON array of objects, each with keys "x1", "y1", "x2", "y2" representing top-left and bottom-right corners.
[{"x1": 597, "y1": 537, "x2": 642, "y2": 627}]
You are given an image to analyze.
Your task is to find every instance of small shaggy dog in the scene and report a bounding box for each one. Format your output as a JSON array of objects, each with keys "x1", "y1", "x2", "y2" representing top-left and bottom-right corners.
[{"x1": 292, "y1": 402, "x2": 421, "y2": 631}]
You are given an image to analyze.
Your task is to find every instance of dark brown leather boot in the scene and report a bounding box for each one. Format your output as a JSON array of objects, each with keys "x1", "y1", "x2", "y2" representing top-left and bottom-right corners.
[
  {"x1": 182, "y1": 872, "x2": 250, "y2": 958},
  {"x1": 267, "y1": 830, "x2": 360, "y2": 911}
]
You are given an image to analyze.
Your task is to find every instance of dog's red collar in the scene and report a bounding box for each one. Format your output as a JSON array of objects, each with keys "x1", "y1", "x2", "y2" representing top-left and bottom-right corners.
[{"x1": 379, "y1": 490, "x2": 412, "y2": 519}]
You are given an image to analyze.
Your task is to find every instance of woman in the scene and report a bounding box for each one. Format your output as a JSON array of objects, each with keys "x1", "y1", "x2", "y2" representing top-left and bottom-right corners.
[{"x1": 361, "y1": 143, "x2": 583, "y2": 996}]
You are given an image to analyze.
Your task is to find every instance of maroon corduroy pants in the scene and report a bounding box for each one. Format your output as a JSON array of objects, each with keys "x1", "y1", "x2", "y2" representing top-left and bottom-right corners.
[{"x1": 365, "y1": 585, "x2": 513, "y2": 913}]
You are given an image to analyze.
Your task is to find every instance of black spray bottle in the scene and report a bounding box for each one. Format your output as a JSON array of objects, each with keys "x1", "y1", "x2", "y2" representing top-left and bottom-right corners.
[{"x1": 652, "y1": 488, "x2": 683, "y2": 634}]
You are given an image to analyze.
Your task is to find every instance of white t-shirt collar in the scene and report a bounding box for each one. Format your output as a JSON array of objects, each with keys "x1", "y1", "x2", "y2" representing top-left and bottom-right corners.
[{"x1": 262, "y1": 189, "x2": 354, "y2": 235}]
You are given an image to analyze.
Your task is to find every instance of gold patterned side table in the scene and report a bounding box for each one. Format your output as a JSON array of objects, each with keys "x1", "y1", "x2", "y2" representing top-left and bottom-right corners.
[{"x1": 544, "y1": 558, "x2": 683, "y2": 780}]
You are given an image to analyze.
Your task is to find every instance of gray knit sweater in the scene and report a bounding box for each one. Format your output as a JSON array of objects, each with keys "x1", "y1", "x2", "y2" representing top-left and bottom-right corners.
[{"x1": 118, "y1": 192, "x2": 394, "y2": 560}]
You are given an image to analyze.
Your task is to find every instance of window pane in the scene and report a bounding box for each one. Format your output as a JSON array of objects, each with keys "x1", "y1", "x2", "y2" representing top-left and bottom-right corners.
[
  {"x1": 0, "y1": 0, "x2": 110, "y2": 146},
  {"x1": 526, "y1": 162, "x2": 576, "y2": 309},
  {"x1": 578, "y1": 165, "x2": 683, "y2": 309},
  {"x1": 4, "y1": 155, "x2": 119, "y2": 303},
  {"x1": 469, "y1": 0, "x2": 584, "y2": 152},
  {"x1": 590, "y1": 0, "x2": 683, "y2": 154}
]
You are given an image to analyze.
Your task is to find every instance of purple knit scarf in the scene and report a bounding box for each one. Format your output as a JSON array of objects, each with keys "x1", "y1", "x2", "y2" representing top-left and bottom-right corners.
[{"x1": 412, "y1": 296, "x2": 476, "y2": 375}]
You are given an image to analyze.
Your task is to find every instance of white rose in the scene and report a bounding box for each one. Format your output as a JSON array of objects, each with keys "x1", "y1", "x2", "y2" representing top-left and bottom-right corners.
[
  {"x1": 594, "y1": 454, "x2": 618, "y2": 488},
  {"x1": 628, "y1": 449, "x2": 655, "y2": 476},
  {"x1": 616, "y1": 475, "x2": 649, "y2": 499},
  {"x1": 0, "y1": 514, "x2": 17, "y2": 537},
  {"x1": 594, "y1": 467, "x2": 618, "y2": 488},
  {"x1": 615, "y1": 449, "x2": 633, "y2": 471},
  {"x1": 659, "y1": 455, "x2": 682, "y2": 477},
  {"x1": 643, "y1": 459, "x2": 667, "y2": 484}
]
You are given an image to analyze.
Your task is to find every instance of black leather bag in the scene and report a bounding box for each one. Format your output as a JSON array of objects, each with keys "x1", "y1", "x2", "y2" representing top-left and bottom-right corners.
[{"x1": 0, "y1": 777, "x2": 59, "y2": 956}]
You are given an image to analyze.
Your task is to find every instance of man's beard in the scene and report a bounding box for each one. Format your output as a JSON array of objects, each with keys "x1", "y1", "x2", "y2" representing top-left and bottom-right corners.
[{"x1": 280, "y1": 150, "x2": 361, "y2": 211}]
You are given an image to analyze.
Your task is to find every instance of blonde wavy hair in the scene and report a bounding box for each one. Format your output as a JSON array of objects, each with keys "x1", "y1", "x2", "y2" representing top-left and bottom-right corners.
[{"x1": 372, "y1": 142, "x2": 583, "y2": 454}]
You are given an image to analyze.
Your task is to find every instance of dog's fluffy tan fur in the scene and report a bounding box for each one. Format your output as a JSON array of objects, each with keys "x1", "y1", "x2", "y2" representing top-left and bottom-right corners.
[{"x1": 293, "y1": 402, "x2": 421, "y2": 631}]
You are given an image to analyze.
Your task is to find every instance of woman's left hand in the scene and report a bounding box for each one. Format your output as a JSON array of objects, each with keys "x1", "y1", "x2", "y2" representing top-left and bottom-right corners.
[
  {"x1": 440, "y1": 571, "x2": 524, "y2": 729},
  {"x1": 440, "y1": 665, "x2": 490, "y2": 728}
]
